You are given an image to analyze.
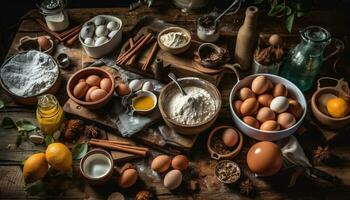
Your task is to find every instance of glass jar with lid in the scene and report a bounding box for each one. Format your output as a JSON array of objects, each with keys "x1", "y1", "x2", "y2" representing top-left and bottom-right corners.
[{"x1": 36, "y1": 0, "x2": 69, "y2": 31}]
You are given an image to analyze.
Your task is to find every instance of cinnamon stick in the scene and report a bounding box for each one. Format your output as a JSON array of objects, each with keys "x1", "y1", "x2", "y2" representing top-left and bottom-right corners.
[
  {"x1": 92, "y1": 141, "x2": 149, "y2": 152},
  {"x1": 65, "y1": 33, "x2": 79, "y2": 46},
  {"x1": 142, "y1": 41, "x2": 158, "y2": 71},
  {"x1": 91, "y1": 138, "x2": 130, "y2": 145},
  {"x1": 89, "y1": 141, "x2": 147, "y2": 156},
  {"x1": 61, "y1": 27, "x2": 81, "y2": 42},
  {"x1": 60, "y1": 25, "x2": 81, "y2": 38},
  {"x1": 117, "y1": 35, "x2": 146, "y2": 60},
  {"x1": 126, "y1": 39, "x2": 138, "y2": 66},
  {"x1": 35, "y1": 19, "x2": 62, "y2": 41}
]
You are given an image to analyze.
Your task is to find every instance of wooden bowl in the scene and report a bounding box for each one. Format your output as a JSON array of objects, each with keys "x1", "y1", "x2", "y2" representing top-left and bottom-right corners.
[
  {"x1": 157, "y1": 27, "x2": 191, "y2": 55},
  {"x1": 67, "y1": 67, "x2": 115, "y2": 109},
  {"x1": 158, "y1": 77, "x2": 221, "y2": 135},
  {"x1": 207, "y1": 126, "x2": 243, "y2": 160}
]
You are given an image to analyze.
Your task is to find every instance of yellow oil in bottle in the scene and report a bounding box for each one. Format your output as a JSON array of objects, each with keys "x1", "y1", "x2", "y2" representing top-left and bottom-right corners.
[{"x1": 36, "y1": 94, "x2": 64, "y2": 135}]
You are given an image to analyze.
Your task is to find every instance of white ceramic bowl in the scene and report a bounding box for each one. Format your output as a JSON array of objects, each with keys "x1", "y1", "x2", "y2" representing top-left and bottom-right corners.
[
  {"x1": 79, "y1": 15, "x2": 122, "y2": 58},
  {"x1": 229, "y1": 73, "x2": 307, "y2": 141},
  {"x1": 131, "y1": 90, "x2": 158, "y2": 115}
]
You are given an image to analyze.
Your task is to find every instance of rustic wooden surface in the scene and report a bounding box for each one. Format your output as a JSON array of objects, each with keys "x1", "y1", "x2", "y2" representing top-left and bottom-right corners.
[{"x1": 1, "y1": 3, "x2": 350, "y2": 200}]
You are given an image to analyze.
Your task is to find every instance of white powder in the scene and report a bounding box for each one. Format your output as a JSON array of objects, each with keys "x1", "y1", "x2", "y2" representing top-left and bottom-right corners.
[
  {"x1": 1, "y1": 50, "x2": 58, "y2": 97},
  {"x1": 160, "y1": 32, "x2": 188, "y2": 48},
  {"x1": 167, "y1": 86, "x2": 216, "y2": 125}
]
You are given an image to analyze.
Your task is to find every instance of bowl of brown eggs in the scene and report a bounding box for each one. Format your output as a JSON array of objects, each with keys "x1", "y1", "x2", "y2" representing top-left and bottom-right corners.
[{"x1": 229, "y1": 74, "x2": 306, "y2": 141}]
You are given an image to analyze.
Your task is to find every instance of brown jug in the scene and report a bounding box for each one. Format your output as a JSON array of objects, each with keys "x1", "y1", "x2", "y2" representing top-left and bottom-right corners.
[{"x1": 234, "y1": 6, "x2": 259, "y2": 71}]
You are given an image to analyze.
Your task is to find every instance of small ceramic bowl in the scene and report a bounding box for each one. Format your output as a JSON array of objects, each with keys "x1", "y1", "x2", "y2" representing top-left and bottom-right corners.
[
  {"x1": 198, "y1": 43, "x2": 228, "y2": 68},
  {"x1": 56, "y1": 53, "x2": 70, "y2": 69},
  {"x1": 157, "y1": 27, "x2": 191, "y2": 55},
  {"x1": 215, "y1": 160, "x2": 241, "y2": 184},
  {"x1": 18, "y1": 35, "x2": 54, "y2": 54},
  {"x1": 131, "y1": 90, "x2": 157, "y2": 115}
]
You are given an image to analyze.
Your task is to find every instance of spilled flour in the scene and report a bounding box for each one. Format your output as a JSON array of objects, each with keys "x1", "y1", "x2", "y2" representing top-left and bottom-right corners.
[
  {"x1": 167, "y1": 86, "x2": 216, "y2": 125},
  {"x1": 1, "y1": 50, "x2": 58, "y2": 97}
]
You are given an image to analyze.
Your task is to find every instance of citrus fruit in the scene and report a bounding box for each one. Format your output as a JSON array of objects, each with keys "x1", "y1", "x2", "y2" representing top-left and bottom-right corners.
[
  {"x1": 23, "y1": 153, "x2": 48, "y2": 183},
  {"x1": 45, "y1": 143, "x2": 72, "y2": 172},
  {"x1": 326, "y1": 97, "x2": 349, "y2": 118}
]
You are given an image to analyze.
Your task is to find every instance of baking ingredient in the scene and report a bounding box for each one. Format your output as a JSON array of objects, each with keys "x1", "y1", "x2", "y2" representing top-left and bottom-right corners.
[
  {"x1": 46, "y1": 143, "x2": 72, "y2": 172},
  {"x1": 270, "y1": 96, "x2": 289, "y2": 113},
  {"x1": 63, "y1": 119, "x2": 84, "y2": 141},
  {"x1": 85, "y1": 86, "x2": 99, "y2": 102},
  {"x1": 287, "y1": 99, "x2": 303, "y2": 119},
  {"x1": 73, "y1": 81, "x2": 89, "y2": 99},
  {"x1": 233, "y1": 100, "x2": 243, "y2": 117},
  {"x1": 251, "y1": 76, "x2": 269, "y2": 94},
  {"x1": 1, "y1": 50, "x2": 58, "y2": 97},
  {"x1": 115, "y1": 83, "x2": 131, "y2": 96},
  {"x1": 247, "y1": 141, "x2": 283, "y2": 176},
  {"x1": 243, "y1": 116, "x2": 260, "y2": 129},
  {"x1": 95, "y1": 25, "x2": 108, "y2": 37},
  {"x1": 160, "y1": 32, "x2": 188, "y2": 48},
  {"x1": 95, "y1": 36, "x2": 108, "y2": 46},
  {"x1": 142, "y1": 81, "x2": 154, "y2": 92},
  {"x1": 318, "y1": 93, "x2": 337, "y2": 107},
  {"x1": 327, "y1": 97, "x2": 349, "y2": 118},
  {"x1": 151, "y1": 155, "x2": 171, "y2": 173},
  {"x1": 239, "y1": 87, "x2": 255, "y2": 101},
  {"x1": 129, "y1": 79, "x2": 142, "y2": 92},
  {"x1": 222, "y1": 128, "x2": 239, "y2": 147},
  {"x1": 268, "y1": 34, "x2": 282, "y2": 46},
  {"x1": 90, "y1": 89, "x2": 108, "y2": 101},
  {"x1": 260, "y1": 120, "x2": 280, "y2": 131},
  {"x1": 37, "y1": 36, "x2": 51, "y2": 51},
  {"x1": 84, "y1": 38, "x2": 94, "y2": 46},
  {"x1": 256, "y1": 107, "x2": 275, "y2": 123},
  {"x1": 273, "y1": 83, "x2": 288, "y2": 97},
  {"x1": 118, "y1": 168, "x2": 138, "y2": 188},
  {"x1": 94, "y1": 17, "x2": 106, "y2": 26},
  {"x1": 171, "y1": 155, "x2": 189, "y2": 171},
  {"x1": 132, "y1": 95, "x2": 155, "y2": 111},
  {"x1": 277, "y1": 112, "x2": 296, "y2": 129},
  {"x1": 80, "y1": 25, "x2": 95, "y2": 39},
  {"x1": 211, "y1": 130, "x2": 236, "y2": 155},
  {"x1": 23, "y1": 153, "x2": 48, "y2": 183},
  {"x1": 167, "y1": 86, "x2": 216, "y2": 125},
  {"x1": 86, "y1": 75, "x2": 101, "y2": 86},
  {"x1": 100, "y1": 78, "x2": 112, "y2": 92},
  {"x1": 215, "y1": 160, "x2": 240, "y2": 183},
  {"x1": 240, "y1": 98, "x2": 259, "y2": 116},
  {"x1": 136, "y1": 190, "x2": 153, "y2": 200},
  {"x1": 164, "y1": 169, "x2": 182, "y2": 190},
  {"x1": 267, "y1": 79, "x2": 274, "y2": 90},
  {"x1": 258, "y1": 94, "x2": 273, "y2": 107},
  {"x1": 107, "y1": 21, "x2": 119, "y2": 30}
]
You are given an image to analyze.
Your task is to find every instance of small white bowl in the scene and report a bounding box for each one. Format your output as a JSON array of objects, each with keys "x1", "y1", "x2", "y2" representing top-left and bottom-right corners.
[{"x1": 131, "y1": 90, "x2": 157, "y2": 115}]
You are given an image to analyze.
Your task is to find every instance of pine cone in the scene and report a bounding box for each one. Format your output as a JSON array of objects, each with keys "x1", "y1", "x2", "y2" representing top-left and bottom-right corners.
[
  {"x1": 136, "y1": 190, "x2": 154, "y2": 200},
  {"x1": 313, "y1": 146, "x2": 330, "y2": 163},
  {"x1": 84, "y1": 125, "x2": 100, "y2": 138},
  {"x1": 64, "y1": 119, "x2": 85, "y2": 141},
  {"x1": 240, "y1": 178, "x2": 254, "y2": 196}
]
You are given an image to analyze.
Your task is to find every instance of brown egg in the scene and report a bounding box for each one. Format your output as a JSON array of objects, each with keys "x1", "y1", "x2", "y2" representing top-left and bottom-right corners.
[
  {"x1": 240, "y1": 98, "x2": 259, "y2": 116},
  {"x1": 86, "y1": 75, "x2": 101, "y2": 87},
  {"x1": 239, "y1": 87, "x2": 255, "y2": 101},
  {"x1": 100, "y1": 78, "x2": 112, "y2": 92},
  {"x1": 118, "y1": 168, "x2": 138, "y2": 188},
  {"x1": 268, "y1": 34, "x2": 282, "y2": 46},
  {"x1": 171, "y1": 155, "x2": 189, "y2": 171},
  {"x1": 115, "y1": 83, "x2": 131, "y2": 96},
  {"x1": 267, "y1": 79, "x2": 274, "y2": 91},
  {"x1": 258, "y1": 94, "x2": 273, "y2": 107},
  {"x1": 287, "y1": 99, "x2": 303, "y2": 119},
  {"x1": 256, "y1": 107, "x2": 276, "y2": 123},
  {"x1": 232, "y1": 100, "x2": 243, "y2": 117},
  {"x1": 151, "y1": 155, "x2": 171, "y2": 173},
  {"x1": 79, "y1": 78, "x2": 85, "y2": 83},
  {"x1": 260, "y1": 120, "x2": 280, "y2": 131},
  {"x1": 273, "y1": 83, "x2": 288, "y2": 97},
  {"x1": 243, "y1": 116, "x2": 260, "y2": 129},
  {"x1": 247, "y1": 141, "x2": 283, "y2": 176},
  {"x1": 85, "y1": 86, "x2": 99, "y2": 102},
  {"x1": 90, "y1": 89, "x2": 108, "y2": 101},
  {"x1": 251, "y1": 76, "x2": 269, "y2": 94},
  {"x1": 222, "y1": 128, "x2": 239, "y2": 147},
  {"x1": 277, "y1": 112, "x2": 296, "y2": 129},
  {"x1": 164, "y1": 169, "x2": 182, "y2": 190},
  {"x1": 73, "y1": 81, "x2": 89, "y2": 99},
  {"x1": 37, "y1": 36, "x2": 51, "y2": 51}
]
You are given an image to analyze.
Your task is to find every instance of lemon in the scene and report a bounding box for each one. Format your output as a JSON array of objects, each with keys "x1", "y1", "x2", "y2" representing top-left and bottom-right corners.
[
  {"x1": 326, "y1": 97, "x2": 349, "y2": 118},
  {"x1": 23, "y1": 153, "x2": 48, "y2": 183},
  {"x1": 45, "y1": 143, "x2": 72, "y2": 172}
]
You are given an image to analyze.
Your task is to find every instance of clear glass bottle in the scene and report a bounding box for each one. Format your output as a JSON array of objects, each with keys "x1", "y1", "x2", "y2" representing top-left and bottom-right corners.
[
  {"x1": 36, "y1": 94, "x2": 64, "y2": 135},
  {"x1": 36, "y1": 0, "x2": 69, "y2": 31}
]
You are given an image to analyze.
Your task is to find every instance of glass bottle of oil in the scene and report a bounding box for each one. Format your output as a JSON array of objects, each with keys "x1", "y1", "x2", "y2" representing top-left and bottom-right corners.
[{"x1": 36, "y1": 94, "x2": 64, "y2": 135}]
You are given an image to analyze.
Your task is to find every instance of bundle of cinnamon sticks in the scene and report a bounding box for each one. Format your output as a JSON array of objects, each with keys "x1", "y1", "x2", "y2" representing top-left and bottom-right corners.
[{"x1": 89, "y1": 139, "x2": 149, "y2": 157}]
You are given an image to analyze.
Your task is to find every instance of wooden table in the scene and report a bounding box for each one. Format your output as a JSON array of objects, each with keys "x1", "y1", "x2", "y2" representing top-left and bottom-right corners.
[{"x1": 1, "y1": 4, "x2": 350, "y2": 200}]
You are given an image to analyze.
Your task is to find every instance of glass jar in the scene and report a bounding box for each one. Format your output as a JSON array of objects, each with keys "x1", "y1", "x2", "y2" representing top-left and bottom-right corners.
[
  {"x1": 36, "y1": 94, "x2": 64, "y2": 135},
  {"x1": 36, "y1": 0, "x2": 69, "y2": 31}
]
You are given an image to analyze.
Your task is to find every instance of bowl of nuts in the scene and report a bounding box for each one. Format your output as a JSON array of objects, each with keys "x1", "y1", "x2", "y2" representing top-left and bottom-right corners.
[{"x1": 215, "y1": 160, "x2": 241, "y2": 184}]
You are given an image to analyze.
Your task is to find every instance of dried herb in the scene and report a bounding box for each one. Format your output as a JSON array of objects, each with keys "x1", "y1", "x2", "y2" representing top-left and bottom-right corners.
[
  {"x1": 1, "y1": 117, "x2": 15, "y2": 129},
  {"x1": 240, "y1": 178, "x2": 254, "y2": 196},
  {"x1": 136, "y1": 190, "x2": 154, "y2": 200},
  {"x1": 313, "y1": 146, "x2": 330, "y2": 163},
  {"x1": 72, "y1": 142, "x2": 88, "y2": 160},
  {"x1": 84, "y1": 125, "x2": 100, "y2": 138},
  {"x1": 215, "y1": 160, "x2": 240, "y2": 183}
]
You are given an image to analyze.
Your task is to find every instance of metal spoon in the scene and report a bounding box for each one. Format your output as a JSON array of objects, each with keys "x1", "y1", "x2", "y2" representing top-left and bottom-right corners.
[
  {"x1": 215, "y1": 0, "x2": 241, "y2": 23},
  {"x1": 168, "y1": 73, "x2": 187, "y2": 96}
]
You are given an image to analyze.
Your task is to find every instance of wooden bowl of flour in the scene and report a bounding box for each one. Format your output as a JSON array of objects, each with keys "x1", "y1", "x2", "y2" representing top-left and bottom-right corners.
[{"x1": 158, "y1": 77, "x2": 221, "y2": 135}]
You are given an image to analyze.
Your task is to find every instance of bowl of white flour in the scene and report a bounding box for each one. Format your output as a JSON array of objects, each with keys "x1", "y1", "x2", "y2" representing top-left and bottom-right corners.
[
  {"x1": 0, "y1": 50, "x2": 60, "y2": 104},
  {"x1": 158, "y1": 77, "x2": 221, "y2": 135}
]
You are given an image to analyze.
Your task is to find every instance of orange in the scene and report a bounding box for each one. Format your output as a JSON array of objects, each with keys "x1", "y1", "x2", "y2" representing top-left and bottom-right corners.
[
  {"x1": 326, "y1": 97, "x2": 349, "y2": 118},
  {"x1": 45, "y1": 143, "x2": 72, "y2": 172},
  {"x1": 23, "y1": 153, "x2": 48, "y2": 183}
]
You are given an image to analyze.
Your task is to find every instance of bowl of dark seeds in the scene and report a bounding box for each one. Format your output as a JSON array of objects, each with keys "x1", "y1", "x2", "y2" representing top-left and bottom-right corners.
[{"x1": 215, "y1": 160, "x2": 241, "y2": 184}]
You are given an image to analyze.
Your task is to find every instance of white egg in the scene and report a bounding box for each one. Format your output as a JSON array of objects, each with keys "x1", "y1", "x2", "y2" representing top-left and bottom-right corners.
[
  {"x1": 270, "y1": 96, "x2": 289, "y2": 113},
  {"x1": 318, "y1": 93, "x2": 337, "y2": 107},
  {"x1": 108, "y1": 30, "x2": 118, "y2": 39},
  {"x1": 129, "y1": 79, "x2": 142, "y2": 92},
  {"x1": 142, "y1": 81, "x2": 154, "y2": 92},
  {"x1": 80, "y1": 25, "x2": 95, "y2": 39},
  {"x1": 84, "y1": 37, "x2": 94, "y2": 46},
  {"x1": 95, "y1": 25, "x2": 108, "y2": 37},
  {"x1": 95, "y1": 36, "x2": 108, "y2": 46},
  {"x1": 107, "y1": 21, "x2": 119, "y2": 31},
  {"x1": 94, "y1": 17, "x2": 106, "y2": 26}
]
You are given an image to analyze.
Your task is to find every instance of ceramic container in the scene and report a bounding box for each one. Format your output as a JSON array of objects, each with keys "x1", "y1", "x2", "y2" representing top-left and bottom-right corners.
[
  {"x1": 197, "y1": 16, "x2": 219, "y2": 43},
  {"x1": 311, "y1": 77, "x2": 350, "y2": 129},
  {"x1": 214, "y1": 160, "x2": 241, "y2": 184},
  {"x1": 197, "y1": 43, "x2": 227, "y2": 68},
  {"x1": 131, "y1": 90, "x2": 158, "y2": 115},
  {"x1": 18, "y1": 36, "x2": 54, "y2": 54},
  {"x1": 157, "y1": 27, "x2": 191, "y2": 55}
]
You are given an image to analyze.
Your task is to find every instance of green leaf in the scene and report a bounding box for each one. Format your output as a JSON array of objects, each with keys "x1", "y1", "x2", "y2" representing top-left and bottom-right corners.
[
  {"x1": 297, "y1": 11, "x2": 304, "y2": 17},
  {"x1": 284, "y1": 6, "x2": 292, "y2": 16},
  {"x1": 15, "y1": 120, "x2": 37, "y2": 132},
  {"x1": 285, "y1": 13, "x2": 295, "y2": 33},
  {"x1": 254, "y1": 0, "x2": 264, "y2": 4},
  {"x1": 72, "y1": 142, "x2": 88, "y2": 160},
  {"x1": 1, "y1": 117, "x2": 15, "y2": 129},
  {"x1": 25, "y1": 180, "x2": 45, "y2": 195},
  {"x1": 268, "y1": 4, "x2": 285, "y2": 16},
  {"x1": 45, "y1": 135, "x2": 54, "y2": 146},
  {"x1": 0, "y1": 99, "x2": 4, "y2": 109}
]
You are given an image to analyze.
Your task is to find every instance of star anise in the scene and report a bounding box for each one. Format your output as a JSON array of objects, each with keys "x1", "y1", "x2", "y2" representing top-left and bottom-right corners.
[
  {"x1": 240, "y1": 178, "x2": 254, "y2": 196},
  {"x1": 313, "y1": 146, "x2": 330, "y2": 163},
  {"x1": 136, "y1": 190, "x2": 154, "y2": 200},
  {"x1": 84, "y1": 125, "x2": 99, "y2": 138}
]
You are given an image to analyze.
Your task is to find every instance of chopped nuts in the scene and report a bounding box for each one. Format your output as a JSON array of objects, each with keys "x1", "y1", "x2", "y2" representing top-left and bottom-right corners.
[{"x1": 215, "y1": 160, "x2": 241, "y2": 184}]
